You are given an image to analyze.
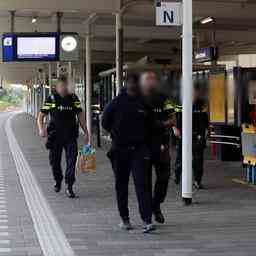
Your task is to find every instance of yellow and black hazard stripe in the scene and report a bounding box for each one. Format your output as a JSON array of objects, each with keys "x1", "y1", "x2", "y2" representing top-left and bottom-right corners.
[
  {"x1": 74, "y1": 101, "x2": 82, "y2": 108},
  {"x1": 41, "y1": 102, "x2": 56, "y2": 111},
  {"x1": 163, "y1": 99, "x2": 182, "y2": 113}
]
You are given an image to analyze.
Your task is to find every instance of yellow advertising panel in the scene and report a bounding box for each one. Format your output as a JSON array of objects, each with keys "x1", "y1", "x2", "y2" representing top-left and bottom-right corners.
[{"x1": 209, "y1": 73, "x2": 226, "y2": 123}]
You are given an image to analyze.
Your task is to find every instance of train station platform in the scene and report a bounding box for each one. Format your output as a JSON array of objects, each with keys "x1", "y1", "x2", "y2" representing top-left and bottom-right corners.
[{"x1": 1, "y1": 111, "x2": 256, "y2": 256}]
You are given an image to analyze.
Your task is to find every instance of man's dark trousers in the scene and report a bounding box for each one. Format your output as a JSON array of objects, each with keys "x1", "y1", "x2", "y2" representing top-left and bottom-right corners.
[
  {"x1": 49, "y1": 139, "x2": 78, "y2": 186},
  {"x1": 175, "y1": 141, "x2": 205, "y2": 184},
  {"x1": 151, "y1": 147, "x2": 171, "y2": 211},
  {"x1": 112, "y1": 146, "x2": 152, "y2": 224}
]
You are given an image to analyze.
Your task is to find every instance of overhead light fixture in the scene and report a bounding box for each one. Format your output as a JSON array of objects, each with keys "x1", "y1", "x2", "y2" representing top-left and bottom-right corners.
[
  {"x1": 200, "y1": 17, "x2": 214, "y2": 24},
  {"x1": 32, "y1": 16, "x2": 38, "y2": 24}
]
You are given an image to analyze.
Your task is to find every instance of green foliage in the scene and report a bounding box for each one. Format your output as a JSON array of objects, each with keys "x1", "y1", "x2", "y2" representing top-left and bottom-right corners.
[{"x1": 0, "y1": 87, "x2": 24, "y2": 111}]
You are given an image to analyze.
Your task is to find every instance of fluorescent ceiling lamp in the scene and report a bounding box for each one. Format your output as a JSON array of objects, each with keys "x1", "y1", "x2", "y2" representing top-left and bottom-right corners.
[
  {"x1": 32, "y1": 17, "x2": 37, "y2": 24},
  {"x1": 200, "y1": 17, "x2": 214, "y2": 24}
]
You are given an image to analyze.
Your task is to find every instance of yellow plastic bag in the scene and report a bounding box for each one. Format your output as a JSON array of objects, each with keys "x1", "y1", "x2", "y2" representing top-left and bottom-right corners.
[{"x1": 76, "y1": 146, "x2": 96, "y2": 174}]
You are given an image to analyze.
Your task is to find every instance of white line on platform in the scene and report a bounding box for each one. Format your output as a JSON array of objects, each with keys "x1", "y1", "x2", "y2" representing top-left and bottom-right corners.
[
  {"x1": 0, "y1": 240, "x2": 10, "y2": 244},
  {"x1": 5, "y1": 114, "x2": 76, "y2": 256},
  {"x1": 0, "y1": 248, "x2": 11, "y2": 253}
]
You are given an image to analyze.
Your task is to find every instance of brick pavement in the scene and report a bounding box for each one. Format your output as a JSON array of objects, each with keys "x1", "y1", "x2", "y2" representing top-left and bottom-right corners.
[{"x1": 4, "y1": 112, "x2": 256, "y2": 256}]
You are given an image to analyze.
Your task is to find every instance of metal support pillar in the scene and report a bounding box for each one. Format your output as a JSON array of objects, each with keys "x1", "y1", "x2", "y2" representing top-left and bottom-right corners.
[
  {"x1": 68, "y1": 62, "x2": 73, "y2": 92},
  {"x1": 34, "y1": 77, "x2": 38, "y2": 117},
  {"x1": 32, "y1": 87, "x2": 35, "y2": 116},
  {"x1": 56, "y1": 12, "x2": 63, "y2": 33},
  {"x1": 81, "y1": 38, "x2": 86, "y2": 106},
  {"x1": 73, "y1": 67, "x2": 76, "y2": 93},
  {"x1": 30, "y1": 87, "x2": 32, "y2": 115},
  {"x1": 85, "y1": 27, "x2": 92, "y2": 144},
  {"x1": 9, "y1": 11, "x2": 15, "y2": 33},
  {"x1": 182, "y1": 0, "x2": 193, "y2": 205},
  {"x1": 56, "y1": 12, "x2": 63, "y2": 79},
  {"x1": 48, "y1": 63, "x2": 52, "y2": 94},
  {"x1": 115, "y1": 13, "x2": 123, "y2": 94},
  {"x1": 43, "y1": 71, "x2": 46, "y2": 102}
]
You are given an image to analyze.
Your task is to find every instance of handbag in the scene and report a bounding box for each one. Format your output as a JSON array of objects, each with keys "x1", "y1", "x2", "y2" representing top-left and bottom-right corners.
[{"x1": 76, "y1": 145, "x2": 96, "y2": 174}]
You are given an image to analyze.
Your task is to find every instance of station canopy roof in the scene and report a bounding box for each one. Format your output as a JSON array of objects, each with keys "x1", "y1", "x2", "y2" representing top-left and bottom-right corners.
[{"x1": 0, "y1": 0, "x2": 256, "y2": 83}]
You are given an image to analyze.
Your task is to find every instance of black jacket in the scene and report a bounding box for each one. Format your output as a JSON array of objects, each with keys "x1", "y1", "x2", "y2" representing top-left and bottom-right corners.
[
  {"x1": 148, "y1": 93, "x2": 176, "y2": 148},
  {"x1": 41, "y1": 93, "x2": 82, "y2": 140},
  {"x1": 176, "y1": 100, "x2": 209, "y2": 146},
  {"x1": 102, "y1": 90, "x2": 154, "y2": 148}
]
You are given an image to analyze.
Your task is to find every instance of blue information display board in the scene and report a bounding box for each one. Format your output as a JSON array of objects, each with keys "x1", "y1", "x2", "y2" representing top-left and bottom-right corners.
[
  {"x1": 194, "y1": 47, "x2": 218, "y2": 63},
  {"x1": 2, "y1": 33, "x2": 60, "y2": 62},
  {"x1": 2, "y1": 34, "x2": 15, "y2": 62}
]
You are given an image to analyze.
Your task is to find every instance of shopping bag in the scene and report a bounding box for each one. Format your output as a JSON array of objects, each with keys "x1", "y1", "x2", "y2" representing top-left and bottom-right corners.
[{"x1": 76, "y1": 145, "x2": 96, "y2": 174}]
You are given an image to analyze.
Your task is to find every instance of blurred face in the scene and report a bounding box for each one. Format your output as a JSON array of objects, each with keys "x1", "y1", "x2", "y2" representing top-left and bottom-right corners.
[
  {"x1": 56, "y1": 81, "x2": 69, "y2": 96},
  {"x1": 140, "y1": 71, "x2": 159, "y2": 97},
  {"x1": 126, "y1": 76, "x2": 138, "y2": 95}
]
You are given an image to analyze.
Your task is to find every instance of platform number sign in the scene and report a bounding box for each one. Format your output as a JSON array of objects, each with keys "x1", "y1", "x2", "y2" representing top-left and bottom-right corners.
[{"x1": 156, "y1": 1, "x2": 182, "y2": 26}]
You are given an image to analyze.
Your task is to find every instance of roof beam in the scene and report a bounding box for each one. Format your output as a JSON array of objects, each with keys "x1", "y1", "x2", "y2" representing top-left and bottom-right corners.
[
  {"x1": 194, "y1": 1, "x2": 256, "y2": 20},
  {"x1": 0, "y1": 0, "x2": 119, "y2": 13}
]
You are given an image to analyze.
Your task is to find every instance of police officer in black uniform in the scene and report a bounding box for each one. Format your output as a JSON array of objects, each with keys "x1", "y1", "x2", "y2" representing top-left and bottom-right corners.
[
  {"x1": 102, "y1": 74, "x2": 155, "y2": 233},
  {"x1": 139, "y1": 70, "x2": 176, "y2": 224},
  {"x1": 37, "y1": 76, "x2": 89, "y2": 198},
  {"x1": 174, "y1": 85, "x2": 209, "y2": 189}
]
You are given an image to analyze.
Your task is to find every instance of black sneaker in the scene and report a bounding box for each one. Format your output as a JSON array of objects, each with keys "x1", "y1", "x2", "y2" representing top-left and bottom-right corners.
[
  {"x1": 154, "y1": 210, "x2": 165, "y2": 224},
  {"x1": 119, "y1": 219, "x2": 133, "y2": 231},
  {"x1": 66, "y1": 186, "x2": 76, "y2": 198},
  {"x1": 143, "y1": 223, "x2": 156, "y2": 234},
  {"x1": 54, "y1": 181, "x2": 62, "y2": 193}
]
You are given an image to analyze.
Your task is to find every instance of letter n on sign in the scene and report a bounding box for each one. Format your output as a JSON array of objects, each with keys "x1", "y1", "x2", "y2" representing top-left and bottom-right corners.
[{"x1": 156, "y1": 2, "x2": 182, "y2": 26}]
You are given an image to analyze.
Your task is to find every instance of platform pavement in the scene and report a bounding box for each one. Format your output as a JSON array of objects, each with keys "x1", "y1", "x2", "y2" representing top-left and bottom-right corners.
[
  {"x1": 0, "y1": 112, "x2": 43, "y2": 256},
  {"x1": 4, "y1": 111, "x2": 256, "y2": 256}
]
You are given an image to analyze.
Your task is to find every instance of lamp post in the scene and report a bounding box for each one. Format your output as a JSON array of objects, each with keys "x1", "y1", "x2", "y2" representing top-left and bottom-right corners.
[{"x1": 182, "y1": 0, "x2": 193, "y2": 205}]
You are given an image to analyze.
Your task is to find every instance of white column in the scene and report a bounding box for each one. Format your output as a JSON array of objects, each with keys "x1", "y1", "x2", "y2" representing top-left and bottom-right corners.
[
  {"x1": 32, "y1": 86, "x2": 35, "y2": 116},
  {"x1": 34, "y1": 77, "x2": 38, "y2": 118},
  {"x1": 30, "y1": 87, "x2": 33, "y2": 115},
  {"x1": 115, "y1": 12, "x2": 123, "y2": 94},
  {"x1": 48, "y1": 63, "x2": 52, "y2": 94},
  {"x1": 73, "y1": 67, "x2": 76, "y2": 93},
  {"x1": 86, "y1": 30, "x2": 92, "y2": 144},
  {"x1": 43, "y1": 71, "x2": 46, "y2": 102},
  {"x1": 57, "y1": 62, "x2": 60, "y2": 78},
  {"x1": 68, "y1": 61, "x2": 74, "y2": 93},
  {"x1": 182, "y1": 0, "x2": 193, "y2": 204}
]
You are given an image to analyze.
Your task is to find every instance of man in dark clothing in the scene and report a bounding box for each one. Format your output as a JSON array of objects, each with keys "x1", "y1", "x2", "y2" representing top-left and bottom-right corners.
[
  {"x1": 37, "y1": 76, "x2": 89, "y2": 198},
  {"x1": 174, "y1": 87, "x2": 209, "y2": 189},
  {"x1": 139, "y1": 71, "x2": 176, "y2": 224},
  {"x1": 102, "y1": 75, "x2": 155, "y2": 233}
]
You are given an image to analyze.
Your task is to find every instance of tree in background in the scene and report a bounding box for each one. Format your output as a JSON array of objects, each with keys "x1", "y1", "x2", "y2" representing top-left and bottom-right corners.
[{"x1": 0, "y1": 85, "x2": 25, "y2": 111}]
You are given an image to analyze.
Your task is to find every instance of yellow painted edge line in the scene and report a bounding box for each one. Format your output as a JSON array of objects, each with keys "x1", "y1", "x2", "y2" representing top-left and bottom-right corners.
[{"x1": 232, "y1": 178, "x2": 256, "y2": 190}]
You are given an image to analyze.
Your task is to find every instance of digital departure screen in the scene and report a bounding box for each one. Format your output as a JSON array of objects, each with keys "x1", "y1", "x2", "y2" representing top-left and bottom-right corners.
[
  {"x1": 2, "y1": 32, "x2": 78, "y2": 62},
  {"x1": 17, "y1": 36, "x2": 57, "y2": 61}
]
